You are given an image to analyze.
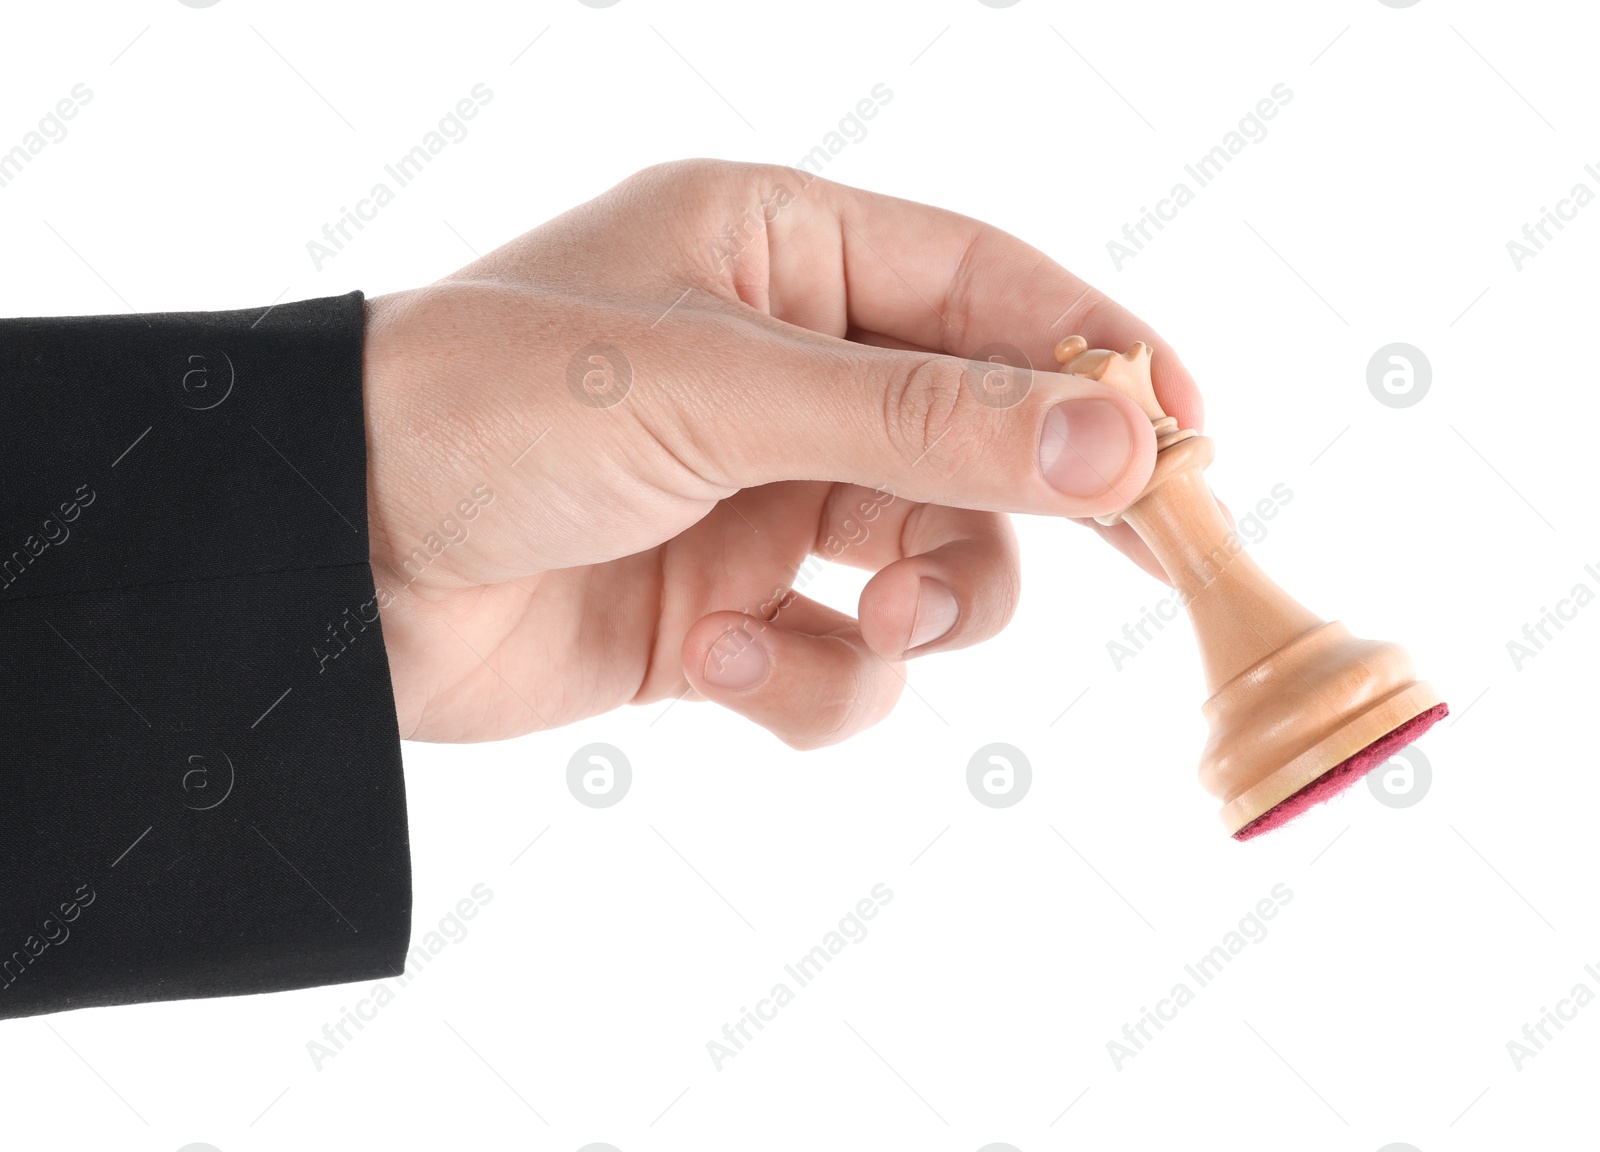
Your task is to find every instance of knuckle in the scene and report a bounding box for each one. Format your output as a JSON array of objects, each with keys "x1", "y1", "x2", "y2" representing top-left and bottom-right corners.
[
  {"x1": 631, "y1": 158, "x2": 784, "y2": 206},
  {"x1": 993, "y1": 527, "x2": 1024, "y2": 629},
  {"x1": 883, "y1": 356, "x2": 968, "y2": 466},
  {"x1": 782, "y1": 643, "x2": 874, "y2": 750},
  {"x1": 988, "y1": 567, "x2": 1023, "y2": 637},
  {"x1": 632, "y1": 157, "x2": 726, "y2": 190},
  {"x1": 786, "y1": 695, "x2": 859, "y2": 752}
]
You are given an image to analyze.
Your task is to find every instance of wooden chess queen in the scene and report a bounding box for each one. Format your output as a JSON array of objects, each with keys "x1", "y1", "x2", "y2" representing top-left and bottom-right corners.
[{"x1": 1052, "y1": 337, "x2": 1448, "y2": 839}]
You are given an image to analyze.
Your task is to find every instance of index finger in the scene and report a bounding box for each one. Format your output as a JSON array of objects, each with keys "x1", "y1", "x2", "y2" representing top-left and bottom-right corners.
[{"x1": 764, "y1": 171, "x2": 1204, "y2": 432}]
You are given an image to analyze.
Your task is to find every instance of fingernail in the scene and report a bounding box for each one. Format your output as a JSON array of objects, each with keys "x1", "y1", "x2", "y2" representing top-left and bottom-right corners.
[
  {"x1": 703, "y1": 626, "x2": 769, "y2": 690},
  {"x1": 1039, "y1": 399, "x2": 1134, "y2": 497},
  {"x1": 908, "y1": 579, "x2": 959, "y2": 651}
]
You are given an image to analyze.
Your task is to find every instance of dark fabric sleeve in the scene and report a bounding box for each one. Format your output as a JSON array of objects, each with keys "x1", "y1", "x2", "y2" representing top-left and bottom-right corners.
[{"x1": 0, "y1": 290, "x2": 411, "y2": 1021}]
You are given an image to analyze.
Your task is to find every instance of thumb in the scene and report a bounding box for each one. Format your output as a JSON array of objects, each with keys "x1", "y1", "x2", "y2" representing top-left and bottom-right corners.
[{"x1": 701, "y1": 333, "x2": 1157, "y2": 518}]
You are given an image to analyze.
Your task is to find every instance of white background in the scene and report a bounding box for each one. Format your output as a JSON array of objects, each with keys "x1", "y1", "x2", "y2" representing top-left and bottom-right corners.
[{"x1": 2, "y1": 1, "x2": 1597, "y2": 1149}]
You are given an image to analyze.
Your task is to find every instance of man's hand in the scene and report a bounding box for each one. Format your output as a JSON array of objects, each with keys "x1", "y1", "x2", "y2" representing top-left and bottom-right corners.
[{"x1": 362, "y1": 159, "x2": 1202, "y2": 745}]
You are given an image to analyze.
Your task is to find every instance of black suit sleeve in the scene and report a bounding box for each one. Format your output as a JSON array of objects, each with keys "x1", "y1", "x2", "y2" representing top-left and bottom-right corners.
[{"x1": 0, "y1": 290, "x2": 411, "y2": 1021}]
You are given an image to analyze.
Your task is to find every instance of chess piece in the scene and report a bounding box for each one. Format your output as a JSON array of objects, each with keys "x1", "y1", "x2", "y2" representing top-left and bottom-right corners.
[{"x1": 1055, "y1": 336, "x2": 1447, "y2": 838}]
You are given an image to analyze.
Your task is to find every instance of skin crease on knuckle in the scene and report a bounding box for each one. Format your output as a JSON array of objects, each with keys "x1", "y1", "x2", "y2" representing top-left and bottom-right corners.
[
  {"x1": 935, "y1": 225, "x2": 990, "y2": 351},
  {"x1": 640, "y1": 159, "x2": 836, "y2": 310},
  {"x1": 882, "y1": 356, "x2": 965, "y2": 471},
  {"x1": 614, "y1": 159, "x2": 773, "y2": 274},
  {"x1": 783, "y1": 638, "x2": 884, "y2": 751}
]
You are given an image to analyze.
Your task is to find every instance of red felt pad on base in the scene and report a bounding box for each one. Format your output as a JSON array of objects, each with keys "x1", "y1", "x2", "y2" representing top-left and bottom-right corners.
[{"x1": 1232, "y1": 702, "x2": 1450, "y2": 841}]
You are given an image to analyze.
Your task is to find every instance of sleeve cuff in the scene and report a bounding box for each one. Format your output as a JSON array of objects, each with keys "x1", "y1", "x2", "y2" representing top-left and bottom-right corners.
[{"x1": 0, "y1": 291, "x2": 411, "y2": 1020}]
